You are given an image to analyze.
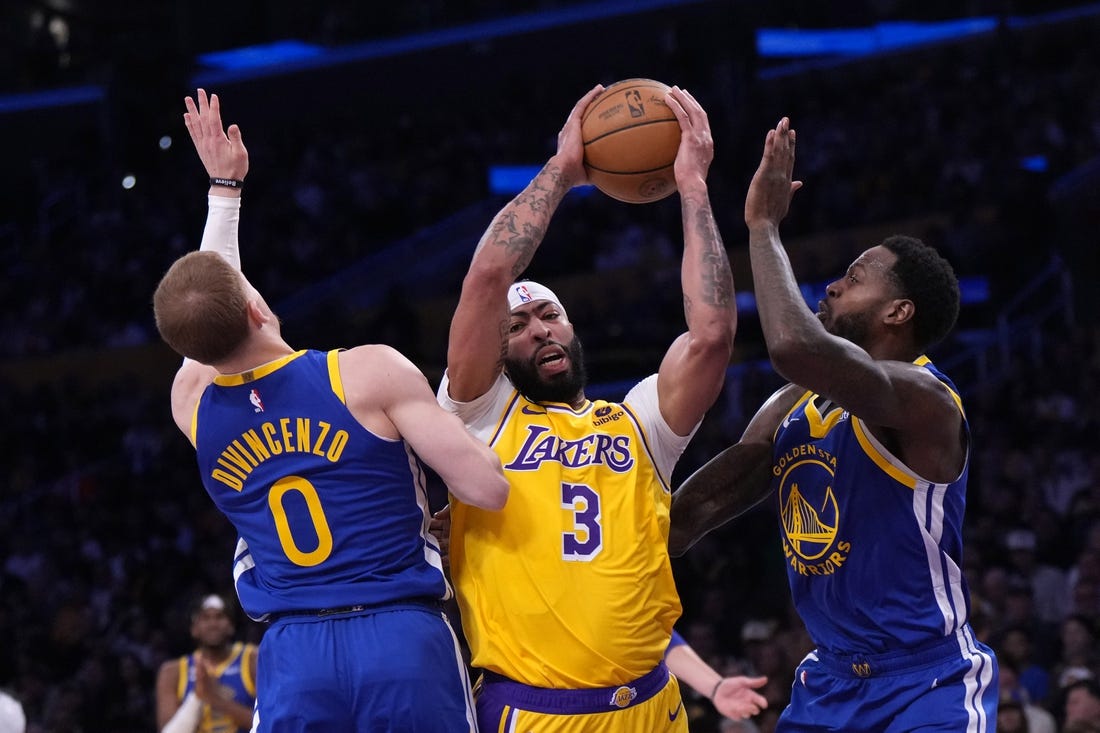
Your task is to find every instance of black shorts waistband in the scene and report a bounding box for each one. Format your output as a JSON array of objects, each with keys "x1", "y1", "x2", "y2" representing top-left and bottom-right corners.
[{"x1": 269, "y1": 598, "x2": 442, "y2": 623}]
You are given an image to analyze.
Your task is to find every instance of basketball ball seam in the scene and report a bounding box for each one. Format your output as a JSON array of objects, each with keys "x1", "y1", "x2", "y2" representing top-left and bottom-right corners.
[
  {"x1": 582, "y1": 118, "x2": 678, "y2": 146},
  {"x1": 585, "y1": 162, "x2": 675, "y2": 175}
]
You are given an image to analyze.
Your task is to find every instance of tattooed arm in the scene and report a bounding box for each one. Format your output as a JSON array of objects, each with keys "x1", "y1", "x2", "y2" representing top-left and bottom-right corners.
[
  {"x1": 654, "y1": 87, "x2": 736, "y2": 436},
  {"x1": 669, "y1": 383, "x2": 802, "y2": 556},
  {"x1": 445, "y1": 85, "x2": 604, "y2": 402}
]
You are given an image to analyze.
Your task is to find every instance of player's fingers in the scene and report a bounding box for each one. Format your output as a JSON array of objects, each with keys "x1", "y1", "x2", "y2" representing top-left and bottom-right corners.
[
  {"x1": 227, "y1": 124, "x2": 244, "y2": 147},
  {"x1": 678, "y1": 87, "x2": 708, "y2": 125},
  {"x1": 206, "y1": 94, "x2": 224, "y2": 138},
  {"x1": 665, "y1": 89, "x2": 688, "y2": 125},
  {"x1": 570, "y1": 84, "x2": 604, "y2": 121}
]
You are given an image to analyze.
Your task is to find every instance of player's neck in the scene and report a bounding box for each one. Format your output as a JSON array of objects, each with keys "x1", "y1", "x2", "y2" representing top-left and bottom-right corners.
[
  {"x1": 216, "y1": 339, "x2": 296, "y2": 375},
  {"x1": 200, "y1": 643, "x2": 234, "y2": 663}
]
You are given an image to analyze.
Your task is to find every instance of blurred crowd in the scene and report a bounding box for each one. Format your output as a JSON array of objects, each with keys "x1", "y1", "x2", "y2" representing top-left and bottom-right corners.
[{"x1": 2, "y1": 4, "x2": 1100, "y2": 732}]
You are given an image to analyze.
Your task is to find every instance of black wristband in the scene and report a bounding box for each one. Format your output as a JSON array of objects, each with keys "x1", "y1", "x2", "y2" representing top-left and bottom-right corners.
[{"x1": 210, "y1": 177, "x2": 243, "y2": 189}]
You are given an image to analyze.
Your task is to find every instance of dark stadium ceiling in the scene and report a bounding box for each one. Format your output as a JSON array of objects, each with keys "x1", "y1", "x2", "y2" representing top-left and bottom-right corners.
[{"x1": 5, "y1": 0, "x2": 1097, "y2": 96}]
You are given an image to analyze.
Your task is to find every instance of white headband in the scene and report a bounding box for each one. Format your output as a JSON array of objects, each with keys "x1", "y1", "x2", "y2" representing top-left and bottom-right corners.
[
  {"x1": 200, "y1": 594, "x2": 226, "y2": 611},
  {"x1": 507, "y1": 281, "x2": 565, "y2": 313}
]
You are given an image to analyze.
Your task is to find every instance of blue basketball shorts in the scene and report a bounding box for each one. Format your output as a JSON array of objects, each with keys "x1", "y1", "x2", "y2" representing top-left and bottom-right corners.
[
  {"x1": 777, "y1": 626, "x2": 998, "y2": 733},
  {"x1": 254, "y1": 603, "x2": 476, "y2": 732}
]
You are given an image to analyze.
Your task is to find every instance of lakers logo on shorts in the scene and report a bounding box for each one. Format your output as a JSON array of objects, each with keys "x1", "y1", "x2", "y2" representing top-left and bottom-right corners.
[{"x1": 609, "y1": 685, "x2": 637, "y2": 708}]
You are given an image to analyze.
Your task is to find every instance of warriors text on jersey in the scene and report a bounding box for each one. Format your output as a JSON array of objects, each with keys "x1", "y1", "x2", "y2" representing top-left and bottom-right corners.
[
  {"x1": 191, "y1": 350, "x2": 448, "y2": 620},
  {"x1": 438, "y1": 372, "x2": 693, "y2": 688},
  {"x1": 176, "y1": 642, "x2": 257, "y2": 733},
  {"x1": 772, "y1": 356, "x2": 972, "y2": 653}
]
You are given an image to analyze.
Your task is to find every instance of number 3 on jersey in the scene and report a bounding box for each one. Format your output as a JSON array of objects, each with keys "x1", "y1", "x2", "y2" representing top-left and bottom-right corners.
[{"x1": 561, "y1": 483, "x2": 603, "y2": 561}]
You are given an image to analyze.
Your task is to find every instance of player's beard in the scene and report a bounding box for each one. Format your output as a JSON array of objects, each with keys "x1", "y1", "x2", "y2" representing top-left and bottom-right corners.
[
  {"x1": 827, "y1": 309, "x2": 872, "y2": 347},
  {"x1": 505, "y1": 335, "x2": 588, "y2": 405}
]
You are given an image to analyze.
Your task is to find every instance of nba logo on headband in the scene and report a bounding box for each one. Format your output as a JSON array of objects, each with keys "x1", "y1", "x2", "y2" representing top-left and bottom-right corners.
[{"x1": 508, "y1": 280, "x2": 566, "y2": 314}]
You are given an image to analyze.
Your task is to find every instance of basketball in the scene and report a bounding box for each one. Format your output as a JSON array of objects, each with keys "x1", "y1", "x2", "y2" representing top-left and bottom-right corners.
[{"x1": 581, "y1": 78, "x2": 681, "y2": 204}]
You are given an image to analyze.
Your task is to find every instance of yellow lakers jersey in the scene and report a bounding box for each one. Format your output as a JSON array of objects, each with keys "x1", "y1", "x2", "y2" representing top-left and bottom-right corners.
[{"x1": 440, "y1": 373, "x2": 687, "y2": 688}]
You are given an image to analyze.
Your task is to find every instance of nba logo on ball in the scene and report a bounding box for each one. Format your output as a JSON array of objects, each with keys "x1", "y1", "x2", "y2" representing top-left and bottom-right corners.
[{"x1": 581, "y1": 78, "x2": 681, "y2": 204}]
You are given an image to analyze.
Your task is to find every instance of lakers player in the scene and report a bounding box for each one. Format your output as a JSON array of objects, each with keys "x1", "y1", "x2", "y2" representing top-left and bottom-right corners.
[
  {"x1": 670, "y1": 118, "x2": 998, "y2": 731},
  {"x1": 436, "y1": 84, "x2": 749, "y2": 732},
  {"x1": 156, "y1": 594, "x2": 257, "y2": 733},
  {"x1": 155, "y1": 89, "x2": 508, "y2": 732}
]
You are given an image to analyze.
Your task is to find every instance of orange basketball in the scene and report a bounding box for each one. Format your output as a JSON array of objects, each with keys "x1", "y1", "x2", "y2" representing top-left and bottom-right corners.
[{"x1": 581, "y1": 78, "x2": 681, "y2": 204}]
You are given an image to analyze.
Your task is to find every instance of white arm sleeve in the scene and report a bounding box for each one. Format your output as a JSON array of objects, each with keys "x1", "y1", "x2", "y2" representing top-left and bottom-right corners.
[
  {"x1": 199, "y1": 195, "x2": 242, "y2": 271},
  {"x1": 160, "y1": 692, "x2": 202, "y2": 733}
]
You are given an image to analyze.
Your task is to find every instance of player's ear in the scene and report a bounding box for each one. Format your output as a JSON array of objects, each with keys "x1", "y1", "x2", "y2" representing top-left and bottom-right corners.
[
  {"x1": 884, "y1": 298, "x2": 914, "y2": 326},
  {"x1": 246, "y1": 299, "x2": 269, "y2": 327}
]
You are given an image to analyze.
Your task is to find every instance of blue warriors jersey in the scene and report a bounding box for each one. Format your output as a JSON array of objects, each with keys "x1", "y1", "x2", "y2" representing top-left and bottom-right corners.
[
  {"x1": 192, "y1": 350, "x2": 448, "y2": 620},
  {"x1": 438, "y1": 373, "x2": 689, "y2": 689},
  {"x1": 177, "y1": 642, "x2": 257, "y2": 733},
  {"x1": 772, "y1": 357, "x2": 972, "y2": 654}
]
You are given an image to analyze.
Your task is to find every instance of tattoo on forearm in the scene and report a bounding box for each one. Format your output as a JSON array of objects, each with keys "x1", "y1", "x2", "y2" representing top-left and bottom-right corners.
[
  {"x1": 689, "y1": 199, "x2": 733, "y2": 307},
  {"x1": 487, "y1": 165, "x2": 570, "y2": 278}
]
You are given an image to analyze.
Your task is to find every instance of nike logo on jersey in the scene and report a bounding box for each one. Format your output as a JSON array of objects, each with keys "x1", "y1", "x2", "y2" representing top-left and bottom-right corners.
[
  {"x1": 668, "y1": 701, "x2": 683, "y2": 721},
  {"x1": 521, "y1": 405, "x2": 545, "y2": 414}
]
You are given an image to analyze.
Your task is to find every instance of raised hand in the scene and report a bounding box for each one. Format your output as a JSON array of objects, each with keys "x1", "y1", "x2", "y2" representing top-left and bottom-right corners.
[
  {"x1": 744, "y1": 117, "x2": 801, "y2": 229},
  {"x1": 555, "y1": 84, "x2": 604, "y2": 187},
  {"x1": 666, "y1": 86, "x2": 714, "y2": 189},
  {"x1": 183, "y1": 88, "x2": 249, "y2": 182}
]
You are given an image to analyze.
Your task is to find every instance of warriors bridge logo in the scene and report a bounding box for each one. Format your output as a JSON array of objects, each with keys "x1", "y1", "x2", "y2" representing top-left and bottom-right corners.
[{"x1": 778, "y1": 452, "x2": 851, "y2": 576}]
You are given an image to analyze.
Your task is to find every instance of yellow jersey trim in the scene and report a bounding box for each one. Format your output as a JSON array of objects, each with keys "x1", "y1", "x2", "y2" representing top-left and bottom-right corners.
[
  {"x1": 851, "y1": 418, "x2": 920, "y2": 489},
  {"x1": 190, "y1": 398, "x2": 201, "y2": 446},
  {"x1": 242, "y1": 644, "x2": 257, "y2": 696},
  {"x1": 327, "y1": 349, "x2": 346, "y2": 404},
  {"x1": 212, "y1": 350, "x2": 308, "y2": 386}
]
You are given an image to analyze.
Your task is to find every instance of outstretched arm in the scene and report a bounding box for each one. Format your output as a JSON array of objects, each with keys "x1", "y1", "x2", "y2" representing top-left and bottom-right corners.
[
  {"x1": 743, "y1": 118, "x2": 963, "y2": 475},
  {"x1": 169, "y1": 89, "x2": 250, "y2": 440},
  {"x1": 655, "y1": 87, "x2": 736, "y2": 436},
  {"x1": 342, "y1": 345, "x2": 508, "y2": 510},
  {"x1": 665, "y1": 631, "x2": 768, "y2": 721},
  {"x1": 445, "y1": 85, "x2": 603, "y2": 402},
  {"x1": 669, "y1": 383, "x2": 803, "y2": 556}
]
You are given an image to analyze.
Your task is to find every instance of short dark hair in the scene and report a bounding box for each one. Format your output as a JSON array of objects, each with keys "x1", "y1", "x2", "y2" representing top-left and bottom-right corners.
[{"x1": 880, "y1": 235, "x2": 960, "y2": 352}]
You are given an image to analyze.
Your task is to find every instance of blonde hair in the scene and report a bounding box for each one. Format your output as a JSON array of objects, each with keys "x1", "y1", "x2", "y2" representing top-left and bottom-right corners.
[{"x1": 153, "y1": 251, "x2": 250, "y2": 364}]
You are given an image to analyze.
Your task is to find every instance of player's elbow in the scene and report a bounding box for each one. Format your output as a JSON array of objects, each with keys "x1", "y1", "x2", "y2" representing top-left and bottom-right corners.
[
  {"x1": 766, "y1": 334, "x2": 820, "y2": 383},
  {"x1": 689, "y1": 321, "x2": 735, "y2": 363},
  {"x1": 484, "y1": 477, "x2": 510, "y2": 510},
  {"x1": 465, "y1": 472, "x2": 510, "y2": 511},
  {"x1": 463, "y1": 258, "x2": 515, "y2": 292}
]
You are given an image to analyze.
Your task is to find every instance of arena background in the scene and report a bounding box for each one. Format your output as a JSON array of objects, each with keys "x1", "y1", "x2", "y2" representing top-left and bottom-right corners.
[{"x1": 1, "y1": 1, "x2": 1098, "y2": 730}]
